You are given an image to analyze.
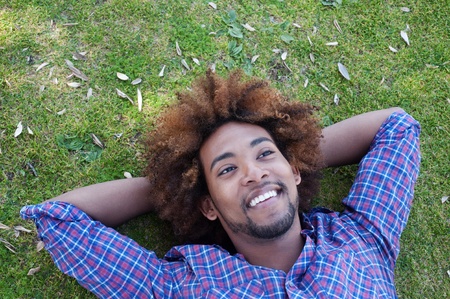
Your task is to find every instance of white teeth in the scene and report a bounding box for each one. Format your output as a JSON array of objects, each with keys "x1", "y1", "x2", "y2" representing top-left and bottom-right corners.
[{"x1": 249, "y1": 190, "x2": 277, "y2": 207}]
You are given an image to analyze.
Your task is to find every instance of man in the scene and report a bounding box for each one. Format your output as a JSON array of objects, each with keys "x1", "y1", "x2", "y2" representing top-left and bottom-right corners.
[{"x1": 21, "y1": 71, "x2": 421, "y2": 298}]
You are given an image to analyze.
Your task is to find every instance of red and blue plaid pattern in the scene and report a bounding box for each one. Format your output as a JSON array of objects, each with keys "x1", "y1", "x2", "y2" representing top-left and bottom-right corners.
[{"x1": 21, "y1": 111, "x2": 420, "y2": 298}]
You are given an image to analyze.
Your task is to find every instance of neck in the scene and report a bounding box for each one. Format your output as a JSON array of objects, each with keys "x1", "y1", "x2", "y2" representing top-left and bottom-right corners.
[{"x1": 231, "y1": 216, "x2": 304, "y2": 273}]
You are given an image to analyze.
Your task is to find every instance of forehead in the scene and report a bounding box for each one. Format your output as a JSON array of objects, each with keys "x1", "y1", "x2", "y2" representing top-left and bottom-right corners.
[{"x1": 200, "y1": 122, "x2": 274, "y2": 160}]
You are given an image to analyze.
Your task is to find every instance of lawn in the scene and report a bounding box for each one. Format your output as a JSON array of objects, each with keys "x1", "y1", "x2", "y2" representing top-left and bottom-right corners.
[{"x1": 1, "y1": 0, "x2": 449, "y2": 298}]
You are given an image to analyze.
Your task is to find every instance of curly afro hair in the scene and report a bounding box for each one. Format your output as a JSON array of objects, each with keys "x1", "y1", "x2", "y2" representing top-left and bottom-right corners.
[{"x1": 144, "y1": 70, "x2": 323, "y2": 251}]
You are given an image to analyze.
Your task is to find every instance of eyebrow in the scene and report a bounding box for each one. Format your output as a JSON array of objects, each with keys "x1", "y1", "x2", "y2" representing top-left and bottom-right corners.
[{"x1": 209, "y1": 137, "x2": 275, "y2": 171}]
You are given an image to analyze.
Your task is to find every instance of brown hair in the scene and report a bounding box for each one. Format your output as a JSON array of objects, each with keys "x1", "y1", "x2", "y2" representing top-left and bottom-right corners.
[{"x1": 144, "y1": 70, "x2": 323, "y2": 251}]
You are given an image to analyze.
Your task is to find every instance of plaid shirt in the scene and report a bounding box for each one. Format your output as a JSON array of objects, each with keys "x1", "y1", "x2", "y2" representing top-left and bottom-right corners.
[{"x1": 21, "y1": 111, "x2": 420, "y2": 298}]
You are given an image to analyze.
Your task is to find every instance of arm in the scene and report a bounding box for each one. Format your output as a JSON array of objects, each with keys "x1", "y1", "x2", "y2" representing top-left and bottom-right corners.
[
  {"x1": 320, "y1": 107, "x2": 404, "y2": 167},
  {"x1": 47, "y1": 177, "x2": 154, "y2": 227},
  {"x1": 339, "y1": 110, "x2": 421, "y2": 261},
  {"x1": 21, "y1": 201, "x2": 168, "y2": 298}
]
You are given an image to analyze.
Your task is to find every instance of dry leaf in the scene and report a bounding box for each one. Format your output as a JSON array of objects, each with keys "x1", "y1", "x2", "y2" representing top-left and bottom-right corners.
[
  {"x1": 137, "y1": 88, "x2": 142, "y2": 112},
  {"x1": 176, "y1": 41, "x2": 182, "y2": 56},
  {"x1": 400, "y1": 30, "x2": 410, "y2": 46},
  {"x1": 281, "y1": 51, "x2": 287, "y2": 61},
  {"x1": 334, "y1": 94, "x2": 340, "y2": 105},
  {"x1": 447, "y1": 270, "x2": 450, "y2": 278},
  {"x1": 65, "y1": 59, "x2": 75, "y2": 68},
  {"x1": 159, "y1": 65, "x2": 166, "y2": 77},
  {"x1": 400, "y1": 7, "x2": 410, "y2": 12},
  {"x1": 192, "y1": 58, "x2": 200, "y2": 66},
  {"x1": 379, "y1": 77, "x2": 385, "y2": 85},
  {"x1": 283, "y1": 61, "x2": 292, "y2": 73},
  {"x1": 389, "y1": 46, "x2": 398, "y2": 53},
  {"x1": 181, "y1": 59, "x2": 190, "y2": 70},
  {"x1": 39, "y1": 85, "x2": 45, "y2": 92},
  {"x1": 57, "y1": 108, "x2": 66, "y2": 115},
  {"x1": 27, "y1": 162, "x2": 38, "y2": 177},
  {"x1": 14, "y1": 226, "x2": 32, "y2": 233},
  {"x1": 208, "y1": 2, "x2": 217, "y2": 9},
  {"x1": 210, "y1": 63, "x2": 216, "y2": 73},
  {"x1": 48, "y1": 66, "x2": 54, "y2": 79},
  {"x1": 426, "y1": 64, "x2": 439, "y2": 69},
  {"x1": 63, "y1": 23, "x2": 78, "y2": 26},
  {"x1": 442, "y1": 196, "x2": 449, "y2": 204},
  {"x1": 307, "y1": 36, "x2": 313, "y2": 46},
  {"x1": 0, "y1": 237, "x2": 16, "y2": 253},
  {"x1": 36, "y1": 62, "x2": 49, "y2": 72},
  {"x1": 65, "y1": 59, "x2": 89, "y2": 81},
  {"x1": 304, "y1": 78, "x2": 309, "y2": 88},
  {"x1": 131, "y1": 78, "x2": 142, "y2": 85},
  {"x1": 91, "y1": 134, "x2": 105, "y2": 149},
  {"x1": 5, "y1": 79, "x2": 11, "y2": 88},
  {"x1": 124, "y1": 172, "x2": 133, "y2": 179},
  {"x1": 116, "y1": 88, "x2": 134, "y2": 104},
  {"x1": 309, "y1": 53, "x2": 315, "y2": 63},
  {"x1": 319, "y1": 82, "x2": 330, "y2": 92},
  {"x1": 117, "y1": 72, "x2": 129, "y2": 81},
  {"x1": 67, "y1": 82, "x2": 81, "y2": 88},
  {"x1": 326, "y1": 42, "x2": 338, "y2": 46},
  {"x1": 27, "y1": 266, "x2": 41, "y2": 276},
  {"x1": 338, "y1": 62, "x2": 350, "y2": 80},
  {"x1": 72, "y1": 52, "x2": 87, "y2": 61},
  {"x1": 242, "y1": 23, "x2": 256, "y2": 32},
  {"x1": 36, "y1": 240, "x2": 45, "y2": 252},
  {"x1": 333, "y1": 19, "x2": 342, "y2": 34},
  {"x1": 293, "y1": 23, "x2": 301, "y2": 28},
  {"x1": 250, "y1": 55, "x2": 259, "y2": 64},
  {"x1": 27, "y1": 126, "x2": 33, "y2": 135},
  {"x1": 87, "y1": 88, "x2": 93, "y2": 99},
  {"x1": 14, "y1": 121, "x2": 23, "y2": 138},
  {"x1": 52, "y1": 78, "x2": 58, "y2": 84},
  {"x1": 0, "y1": 222, "x2": 10, "y2": 230}
]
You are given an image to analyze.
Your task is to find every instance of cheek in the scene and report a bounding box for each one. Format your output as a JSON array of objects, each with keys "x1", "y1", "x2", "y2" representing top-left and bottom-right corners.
[{"x1": 209, "y1": 181, "x2": 233, "y2": 202}]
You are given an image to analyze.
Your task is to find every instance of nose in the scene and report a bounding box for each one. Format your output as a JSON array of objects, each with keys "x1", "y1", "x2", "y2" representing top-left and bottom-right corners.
[{"x1": 240, "y1": 162, "x2": 269, "y2": 185}]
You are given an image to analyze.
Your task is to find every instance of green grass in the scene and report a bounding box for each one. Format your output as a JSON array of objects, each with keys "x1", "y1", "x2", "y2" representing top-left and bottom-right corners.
[{"x1": 1, "y1": 0, "x2": 449, "y2": 297}]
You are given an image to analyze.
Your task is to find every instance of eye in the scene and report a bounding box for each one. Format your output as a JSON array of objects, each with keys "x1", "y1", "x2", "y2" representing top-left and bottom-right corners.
[
  {"x1": 219, "y1": 166, "x2": 236, "y2": 176},
  {"x1": 258, "y1": 150, "x2": 274, "y2": 159}
]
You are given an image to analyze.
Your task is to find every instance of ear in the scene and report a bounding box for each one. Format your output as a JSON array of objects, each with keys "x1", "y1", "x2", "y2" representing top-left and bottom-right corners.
[
  {"x1": 291, "y1": 166, "x2": 302, "y2": 185},
  {"x1": 199, "y1": 196, "x2": 218, "y2": 221}
]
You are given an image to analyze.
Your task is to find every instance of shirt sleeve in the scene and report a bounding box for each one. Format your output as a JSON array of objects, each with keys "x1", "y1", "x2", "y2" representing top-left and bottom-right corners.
[
  {"x1": 341, "y1": 111, "x2": 421, "y2": 261},
  {"x1": 20, "y1": 202, "x2": 174, "y2": 298}
]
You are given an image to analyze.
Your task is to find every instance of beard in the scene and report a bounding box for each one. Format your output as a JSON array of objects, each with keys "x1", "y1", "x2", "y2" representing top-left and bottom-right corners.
[
  {"x1": 234, "y1": 200, "x2": 297, "y2": 239},
  {"x1": 217, "y1": 181, "x2": 299, "y2": 240}
]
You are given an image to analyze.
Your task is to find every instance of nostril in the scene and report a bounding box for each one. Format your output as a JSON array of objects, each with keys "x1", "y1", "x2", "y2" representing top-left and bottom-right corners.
[{"x1": 242, "y1": 165, "x2": 269, "y2": 185}]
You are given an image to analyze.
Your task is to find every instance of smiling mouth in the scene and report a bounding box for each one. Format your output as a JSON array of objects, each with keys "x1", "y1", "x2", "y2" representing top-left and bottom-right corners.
[{"x1": 248, "y1": 190, "x2": 278, "y2": 207}]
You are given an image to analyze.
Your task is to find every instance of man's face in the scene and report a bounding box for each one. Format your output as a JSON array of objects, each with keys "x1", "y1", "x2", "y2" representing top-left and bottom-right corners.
[{"x1": 199, "y1": 121, "x2": 301, "y2": 241}]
